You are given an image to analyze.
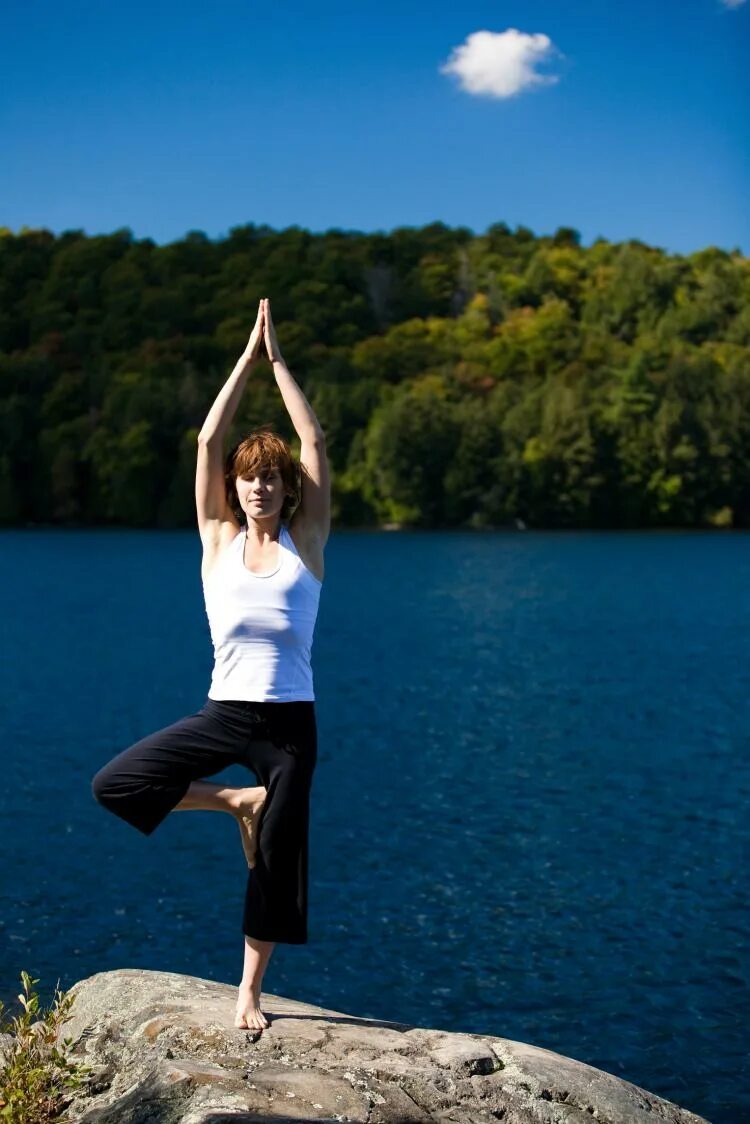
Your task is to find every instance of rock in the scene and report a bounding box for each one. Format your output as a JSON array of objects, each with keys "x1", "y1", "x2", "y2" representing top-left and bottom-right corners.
[
  {"x1": 54, "y1": 968, "x2": 708, "y2": 1124},
  {"x1": 0, "y1": 1032, "x2": 14, "y2": 1065}
]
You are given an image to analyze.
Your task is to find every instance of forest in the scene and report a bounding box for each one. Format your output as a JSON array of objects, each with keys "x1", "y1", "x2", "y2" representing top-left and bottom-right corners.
[{"x1": 0, "y1": 221, "x2": 748, "y2": 529}]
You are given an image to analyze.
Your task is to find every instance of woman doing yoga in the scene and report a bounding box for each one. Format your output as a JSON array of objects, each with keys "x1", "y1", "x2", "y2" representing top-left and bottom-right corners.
[{"x1": 91, "y1": 298, "x2": 330, "y2": 1031}]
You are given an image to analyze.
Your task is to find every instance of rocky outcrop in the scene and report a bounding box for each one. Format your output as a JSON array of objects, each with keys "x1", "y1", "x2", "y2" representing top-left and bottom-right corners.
[{"x1": 59, "y1": 969, "x2": 708, "y2": 1123}]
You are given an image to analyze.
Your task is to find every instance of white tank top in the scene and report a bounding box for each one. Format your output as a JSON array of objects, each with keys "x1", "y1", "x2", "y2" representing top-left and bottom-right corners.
[{"x1": 202, "y1": 522, "x2": 322, "y2": 702}]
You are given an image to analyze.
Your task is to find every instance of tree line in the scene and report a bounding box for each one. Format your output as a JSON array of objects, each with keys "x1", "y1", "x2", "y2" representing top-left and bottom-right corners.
[{"x1": 0, "y1": 220, "x2": 748, "y2": 528}]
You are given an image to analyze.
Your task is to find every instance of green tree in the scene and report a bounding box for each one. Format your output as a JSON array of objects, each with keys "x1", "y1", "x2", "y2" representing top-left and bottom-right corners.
[{"x1": 362, "y1": 376, "x2": 458, "y2": 526}]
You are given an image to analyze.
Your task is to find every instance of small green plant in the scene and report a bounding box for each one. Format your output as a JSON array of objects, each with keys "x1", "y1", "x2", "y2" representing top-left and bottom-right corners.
[{"x1": 0, "y1": 971, "x2": 91, "y2": 1122}]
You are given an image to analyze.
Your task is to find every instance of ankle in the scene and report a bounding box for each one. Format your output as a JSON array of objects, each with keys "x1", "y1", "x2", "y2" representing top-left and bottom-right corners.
[
  {"x1": 234, "y1": 785, "x2": 267, "y2": 812},
  {"x1": 228, "y1": 785, "x2": 255, "y2": 809},
  {"x1": 239, "y1": 976, "x2": 262, "y2": 995}
]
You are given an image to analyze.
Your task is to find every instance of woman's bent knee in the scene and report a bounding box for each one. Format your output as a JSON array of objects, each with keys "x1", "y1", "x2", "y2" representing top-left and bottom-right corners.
[
  {"x1": 90, "y1": 760, "x2": 189, "y2": 836},
  {"x1": 91, "y1": 766, "x2": 114, "y2": 806},
  {"x1": 91, "y1": 761, "x2": 140, "y2": 821}
]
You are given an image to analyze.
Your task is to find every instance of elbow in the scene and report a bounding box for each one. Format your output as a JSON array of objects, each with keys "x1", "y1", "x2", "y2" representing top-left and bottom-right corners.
[{"x1": 197, "y1": 430, "x2": 220, "y2": 447}]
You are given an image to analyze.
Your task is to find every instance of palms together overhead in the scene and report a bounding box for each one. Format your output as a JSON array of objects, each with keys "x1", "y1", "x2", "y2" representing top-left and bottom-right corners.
[
  {"x1": 262, "y1": 298, "x2": 282, "y2": 362},
  {"x1": 246, "y1": 298, "x2": 283, "y2": 364}
]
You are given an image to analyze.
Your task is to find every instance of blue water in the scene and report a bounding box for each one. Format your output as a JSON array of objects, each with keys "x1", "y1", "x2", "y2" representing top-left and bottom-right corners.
[{"x1": 0, "y1": 528, "x2": 747, "y2": 1124}]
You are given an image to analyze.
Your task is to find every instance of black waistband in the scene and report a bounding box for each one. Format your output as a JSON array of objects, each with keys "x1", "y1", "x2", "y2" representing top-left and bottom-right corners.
[{"x1": 204, "y1": 697, "x2": 314, "y2": 714}]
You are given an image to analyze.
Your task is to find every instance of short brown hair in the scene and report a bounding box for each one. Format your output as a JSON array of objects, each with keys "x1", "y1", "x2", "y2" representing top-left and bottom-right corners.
[{"x1": 225, "y1": 426, "x2": 300, "y2": 524}]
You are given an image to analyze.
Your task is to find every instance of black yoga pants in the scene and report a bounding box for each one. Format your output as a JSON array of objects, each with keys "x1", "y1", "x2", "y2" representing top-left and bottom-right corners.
[{"x1": 91, "y1": 697, "x2": 317, "y2": 944}]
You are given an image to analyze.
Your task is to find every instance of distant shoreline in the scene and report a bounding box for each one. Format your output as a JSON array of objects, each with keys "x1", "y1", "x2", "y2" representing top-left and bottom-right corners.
[{"x1": 0, "y1": 521, "x2": 745, "y2": 533}]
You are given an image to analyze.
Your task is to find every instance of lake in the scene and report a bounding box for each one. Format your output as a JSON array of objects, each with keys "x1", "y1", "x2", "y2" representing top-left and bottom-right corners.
[{"x1": 0, "y1": 527, "x2": 747, "y2": 1124}]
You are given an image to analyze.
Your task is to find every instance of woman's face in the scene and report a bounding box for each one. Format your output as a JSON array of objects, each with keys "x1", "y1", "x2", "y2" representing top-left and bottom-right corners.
[{"x1": 235, "y1": 465, "x2": 288, "y2": 523}]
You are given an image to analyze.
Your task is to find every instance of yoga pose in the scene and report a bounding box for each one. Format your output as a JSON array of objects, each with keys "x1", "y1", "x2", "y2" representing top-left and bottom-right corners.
[{"x1": 91, "y1": 298, "x2": 330, "y2": 1031}]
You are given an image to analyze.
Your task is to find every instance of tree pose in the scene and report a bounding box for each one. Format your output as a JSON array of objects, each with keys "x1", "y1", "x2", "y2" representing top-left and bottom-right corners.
[{"x1": 92, "y1": 298, "x2": 330, "y2": 1031}]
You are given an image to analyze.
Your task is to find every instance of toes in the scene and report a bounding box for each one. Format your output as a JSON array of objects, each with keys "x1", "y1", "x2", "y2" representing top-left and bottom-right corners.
[{"x1": 235, "y1": 986, "x2": 267, "y2": 1032}]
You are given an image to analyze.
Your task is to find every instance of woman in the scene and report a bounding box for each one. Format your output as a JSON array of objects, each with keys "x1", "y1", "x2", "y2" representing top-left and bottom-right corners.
[{"x1": 91, "y1": 298, "x2": 330, "y2": 1032}]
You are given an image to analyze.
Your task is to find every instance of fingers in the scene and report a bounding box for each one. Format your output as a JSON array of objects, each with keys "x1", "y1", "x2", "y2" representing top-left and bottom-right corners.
[{"x1": 247, "y1": 301, "x2": 265, "y2": 357}]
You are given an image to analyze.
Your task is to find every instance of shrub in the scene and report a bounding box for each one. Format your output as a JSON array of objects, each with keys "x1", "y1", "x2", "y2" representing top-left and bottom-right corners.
[{"x1": 0, "y1": 971, "x2": 91, "y2": 1122}]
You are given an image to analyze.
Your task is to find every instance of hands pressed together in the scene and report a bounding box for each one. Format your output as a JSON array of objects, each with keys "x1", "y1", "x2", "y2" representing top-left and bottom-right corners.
[{"x1": 246, "y1": 298, "x2": 283, "y2": 364}]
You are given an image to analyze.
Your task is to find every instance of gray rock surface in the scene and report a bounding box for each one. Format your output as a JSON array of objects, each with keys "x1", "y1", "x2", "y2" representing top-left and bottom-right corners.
[{"x1": 56, "y1": 969, "x2": 708, "y2": 1124}]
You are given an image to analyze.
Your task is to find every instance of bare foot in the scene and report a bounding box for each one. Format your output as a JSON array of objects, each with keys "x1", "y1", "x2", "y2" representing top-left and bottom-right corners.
[
  {"x1": 234, "y1": 981, "x2": 269, "y2": 1031},
  {"x1": 231, "y1": 786, "x2": 267, "y2": 869}
]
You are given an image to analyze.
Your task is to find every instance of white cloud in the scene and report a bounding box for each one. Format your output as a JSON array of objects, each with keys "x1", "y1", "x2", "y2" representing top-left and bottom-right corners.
[
  {"x1": 440, "y1": 28, "x2": 562, "y2": 99},
  {"x1": 719, "y1": 0, "x2": 746, "y2": 8}
]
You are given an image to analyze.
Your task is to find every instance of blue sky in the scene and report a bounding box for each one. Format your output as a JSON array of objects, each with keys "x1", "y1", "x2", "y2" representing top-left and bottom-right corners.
[{"x1": 3, "y1": 0, "x2": 748, "y2": 256}]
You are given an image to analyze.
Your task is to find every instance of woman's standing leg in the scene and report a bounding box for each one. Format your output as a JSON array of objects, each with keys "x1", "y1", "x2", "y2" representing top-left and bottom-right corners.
[
  {"x1": 234, "y1": 701, "x2": 318, "y2": 1028},
  {"x1": 236, "y1": 937, "x2": 275, "y2": 1030}
]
